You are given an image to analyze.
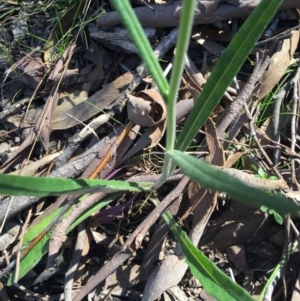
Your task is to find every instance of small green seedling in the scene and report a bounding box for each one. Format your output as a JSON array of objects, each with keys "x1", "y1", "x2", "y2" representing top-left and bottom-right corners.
[
  {"x1": 253, "y1": 166, "x2": 283, "y2": 225},
  {"x1": 260, "y1": 205, "x2": 283, "y2": 225}
]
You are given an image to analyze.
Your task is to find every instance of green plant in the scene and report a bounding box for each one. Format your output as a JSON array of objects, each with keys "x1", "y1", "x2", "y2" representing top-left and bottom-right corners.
[
  {"x1": 260, "y1": 205, "x2": 283, "y2": 225},
  {"x1": 0, "y1": 0, "x2": 298, "y2": 300},
  {"x1": 253, "y1": 166, "x2": 283, "y2": 225}
]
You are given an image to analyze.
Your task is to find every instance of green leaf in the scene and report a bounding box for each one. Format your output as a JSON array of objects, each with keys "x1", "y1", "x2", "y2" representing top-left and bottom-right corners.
[
  {"x1": 260, "y1": 205, "x2": 268, "y2": 213},
  {"x1": 174, "y1": 0, "x2": 283, "y2": 155},
  {"x1": 7, "y1": 232, "x2": 51, "y2": 286},
  {"x1": 160, "y1": 206, "x2": 254, "y2": 301},
  {"x1": 272, "y1": 211, "x2": 283, "y2": 225},
  {"x1": 109, "y1": 0, "x2": 169, "y2": 100},
  {"x1": 65, "y1": 193, "x2": 121, "y2": 233},
  {"x1": 257, "y1": 168, "x2": 266, "y2": 179},
  {"x1": 0, "y1": 174, "x2": 152, "y2": 197},
  {"x1": 167, "y1": 150, "x2": 300, "y2": 214},
  {"x1": 8, "y1": 194, "x2": 119, "y2": 284},
  {"x1": 22, "y1": 208, "x2": 61, "y2": 245}
]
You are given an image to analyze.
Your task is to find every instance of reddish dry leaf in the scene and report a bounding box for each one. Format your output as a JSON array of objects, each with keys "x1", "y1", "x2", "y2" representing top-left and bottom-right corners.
[
  {"x1": 46, "y1": 43, "x2": 77, "y2": 90},
  {"x1": 127, "y1": 90, "x2": 167, "y2": 148},
  {"x1": 120, "y1": 99, "x2": 193, "y2": 164},
  {"x1": 5, "y1": 52, "x2": 45, "y2": 90}
]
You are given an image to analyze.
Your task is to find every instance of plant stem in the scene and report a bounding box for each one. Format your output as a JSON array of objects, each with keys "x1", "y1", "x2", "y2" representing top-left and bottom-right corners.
[
  {"x1": 110, "y1": 0, "x2": 169, "y2": 99},
  {"x1": 152, "y1": 0, "x2": 196, "y2": 190}
]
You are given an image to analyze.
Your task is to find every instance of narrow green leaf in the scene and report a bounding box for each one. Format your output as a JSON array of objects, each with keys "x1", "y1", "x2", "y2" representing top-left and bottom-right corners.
[
  {"x1": 109, "y1": 0, "x2": 169, "y2": 100},
  {"x1": 153, "y1": 0, "x2": 196, "y2": 189},
  {"x1": 7, "y1": 232, "x2": 51, "y2": 286},
  {"x1": 9, "y1": 194, "x2": 118, "y2": 284},
  {"x1": 160, "y1": 207, "x2": 254, "y2": 301},
  {"x1": 22, "y1": 208, "x2": 61, "y2": 245},
  {"x1": 65, "y1": 193, "x2": 121, "y2": 233},
  {"x1": 0, "y1": 174, "x2": 152, "y2": 196},
  {"x1": 175, "y1": 0, "x2": 283, "y2": 154},
  {"x1": 167, "y1": 150, "x2": 300, "y2": 214}
]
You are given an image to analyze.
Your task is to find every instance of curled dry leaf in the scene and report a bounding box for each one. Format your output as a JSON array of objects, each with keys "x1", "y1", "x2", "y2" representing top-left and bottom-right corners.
[
  {"x1": 127, "y1": 90, "x2": 166, "y2": 126},
  {"x1": 127, "y1": 90, "x2": 167, "y2": 148},
  {"x1": 148, "y1": 121, "x2": 167, "y2": 148}
]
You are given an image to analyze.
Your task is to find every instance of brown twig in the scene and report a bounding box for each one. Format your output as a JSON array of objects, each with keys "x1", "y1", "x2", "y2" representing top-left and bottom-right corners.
[
  {"x1": 64, "y1": 222, "x2": 86, "y2": 301},
  {"x1": 96, "y1": 0, "x2": 300, "y2": 28},
  {"x1": 290, "y1": 64, "x2": 300, "y2": 187},
  {"x1": 242, "y1": 102, "x2": 283, "y2": 179},
  {"x1": 14, "y1": 208, "x2": 32, "y2": 283},
  {"x1": 217, "y1": 50, "x2": 271, "y2": 138}
]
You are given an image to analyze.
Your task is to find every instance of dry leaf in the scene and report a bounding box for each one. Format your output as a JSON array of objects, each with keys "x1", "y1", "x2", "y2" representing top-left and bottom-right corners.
[
  {"x1": 224, "y1": 151, "x2": 247, "y2": 168},
  {"x1": 6, "y1": 53, "x2": 45, "y2": 89},
  {"x1": 200, "y1": 201, "x2": 272, "y2": 249},
  {"x1": 9, "y1": 88, "x2": 88, "y2": 129},
  {"x1": 205, "y1": 118, "x2": 224, "y2": 166},
  {"x1": 127, "y1": 90, "x2": 166, "y2": 126},
  {"x1": 142, "y1": 256, "x2": 187, "y2": 301},
  {"x1": 52, "y1": 72, "x2": 134, "y2": 129},
  {"x1": 9, "y1": 152, "x2": 62, "y2": 176},
  {"x1": 257, "y1": 16, "x2": 300, "y2": 100},
  {"x1": 193, "y1": 33, "x2": 225, "y2": 56},
  {"x1": 148, "y1": 121, "x2": 166, "y2": 148}
]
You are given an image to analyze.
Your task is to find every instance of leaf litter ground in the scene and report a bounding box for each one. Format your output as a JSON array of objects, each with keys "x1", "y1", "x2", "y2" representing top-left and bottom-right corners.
[{"x1": 0, "y1": 0, "x2": 300, "y2": 300}]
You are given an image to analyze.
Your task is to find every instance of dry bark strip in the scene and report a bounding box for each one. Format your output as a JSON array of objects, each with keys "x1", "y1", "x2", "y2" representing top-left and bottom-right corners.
[{"x1": 96, "y1": 0, "x2": 300, "y2": 28}]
